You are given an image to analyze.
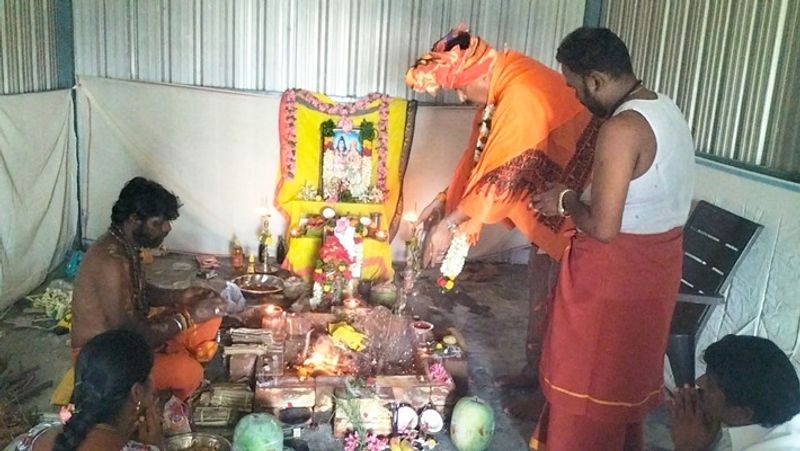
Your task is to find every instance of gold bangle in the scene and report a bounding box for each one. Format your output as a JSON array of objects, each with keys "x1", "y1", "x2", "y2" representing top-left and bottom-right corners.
[{"x1": 436, "y1": 191, "x2": 447, "y2": 203}]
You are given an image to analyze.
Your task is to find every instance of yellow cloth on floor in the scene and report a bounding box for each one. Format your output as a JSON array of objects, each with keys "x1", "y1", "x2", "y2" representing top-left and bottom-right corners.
[
  {"x1": 329, "y1": 322, "x2": 367, "y2": 352},
  {"x1": 50, "y1": 366, "x2": 74, "y2": 406}
]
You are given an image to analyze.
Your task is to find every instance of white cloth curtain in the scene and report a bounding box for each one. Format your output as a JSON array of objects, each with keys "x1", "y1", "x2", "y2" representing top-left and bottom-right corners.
[{"x1": 0, "y1": 89, "x2": 78, "y2": 308}]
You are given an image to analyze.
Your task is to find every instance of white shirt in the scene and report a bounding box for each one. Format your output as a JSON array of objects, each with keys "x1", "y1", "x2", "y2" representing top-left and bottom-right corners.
[{"x1": 714, "y1": 413, "x2": 800, "y2": 451}]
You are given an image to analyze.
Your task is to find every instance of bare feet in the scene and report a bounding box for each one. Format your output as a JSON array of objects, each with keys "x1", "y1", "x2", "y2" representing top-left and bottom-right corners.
[
  {"x1": 503, "y1": 389, "x2": 546, "y2": 421},
  {"x1": 495, "y1": 365, "x2": 538, "y2": 389}
]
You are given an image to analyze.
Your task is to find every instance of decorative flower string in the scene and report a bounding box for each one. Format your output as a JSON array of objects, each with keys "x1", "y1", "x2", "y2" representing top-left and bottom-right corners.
[
  {"x1": 282, "y1": 90, "x2": 298, "y2": 177},
  {"x1": 376, "y1": 99, "x2": 390, "y2": 192},
  {"x1": 281, "y1": 89, "x2": 392, "y2": 195},
  {"x1": 433, "y1": 103, "x2": 495, "y2": 293},
  {"x1": 473, "y1": 103, "x2": 495, "y2": 162},
  {"x1": 437, "y1": 232, "x2": 469, "y2": 293}
]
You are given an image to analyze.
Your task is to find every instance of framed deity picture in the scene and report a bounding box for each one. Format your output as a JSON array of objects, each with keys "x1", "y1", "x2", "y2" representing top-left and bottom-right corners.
[
  {"x1": 332, "y1": 129, "x2": 362, "y2": 157},
  {"x1": 320, "y1": 126, "x2": 375, "y2": 202}
]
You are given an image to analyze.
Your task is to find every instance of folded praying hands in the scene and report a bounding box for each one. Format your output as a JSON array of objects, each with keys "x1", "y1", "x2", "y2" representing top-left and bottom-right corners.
[{"x1": 668, "y1": 386, "x2": 720, "y2": 451}]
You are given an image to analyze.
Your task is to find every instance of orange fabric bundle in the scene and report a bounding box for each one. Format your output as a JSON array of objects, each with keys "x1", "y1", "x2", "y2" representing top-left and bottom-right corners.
[
  {"x1": 405, "y1": 24, "x2": 498, "y2": 95},
  {"x1": 444, "y1": 50, "x2": 595, "y2": 260}
]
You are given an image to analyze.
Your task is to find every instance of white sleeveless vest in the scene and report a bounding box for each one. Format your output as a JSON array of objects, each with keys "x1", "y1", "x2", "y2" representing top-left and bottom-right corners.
[{"x1": 583, "y1": 94, "x2": 695, "y2": 234}]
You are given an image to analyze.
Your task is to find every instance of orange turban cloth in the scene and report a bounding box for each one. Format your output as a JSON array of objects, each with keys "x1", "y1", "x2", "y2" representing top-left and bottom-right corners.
[{"x1": 405, "y1": 24, "x2": 497, "y2": 95}]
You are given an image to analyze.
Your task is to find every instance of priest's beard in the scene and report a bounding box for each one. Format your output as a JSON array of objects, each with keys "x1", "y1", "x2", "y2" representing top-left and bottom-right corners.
[{"x1": 133, "y1": 223, "x2": 167, "y2": 249}]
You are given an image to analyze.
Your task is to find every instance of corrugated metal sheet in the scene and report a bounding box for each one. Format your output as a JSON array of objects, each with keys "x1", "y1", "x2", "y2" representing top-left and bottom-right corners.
[
  {"x1": 0, "y1": 0, "x2": 60, "y2": 94},
  {"x1": 603, "y1": 0, "x2": 799, "y2": 176},
  {"x1": 73, "y1": 0, "x2": 585, "y2": 103}
]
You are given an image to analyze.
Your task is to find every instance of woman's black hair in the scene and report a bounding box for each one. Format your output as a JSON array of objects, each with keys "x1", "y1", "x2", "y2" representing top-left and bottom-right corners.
[{"x1": 53, "y1": 330, "x2": 153, "y2": 451}]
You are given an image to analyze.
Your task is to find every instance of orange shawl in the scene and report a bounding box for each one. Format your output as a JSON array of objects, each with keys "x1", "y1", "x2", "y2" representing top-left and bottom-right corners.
[{"x1": 447, "y1": 51, "x2": 597, "y2": 260}]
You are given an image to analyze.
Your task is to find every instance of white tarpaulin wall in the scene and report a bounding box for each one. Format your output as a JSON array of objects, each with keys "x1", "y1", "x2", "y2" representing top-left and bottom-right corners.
[
  {"x1": 0, "y1": 89, "x2": 78, "y2": 309},
  {"x1": 693, "y1": 160, "x2": 800, "y2": 370},
  {"x1": 76, "y1": 76, "x2": 528, "y2": 262}
]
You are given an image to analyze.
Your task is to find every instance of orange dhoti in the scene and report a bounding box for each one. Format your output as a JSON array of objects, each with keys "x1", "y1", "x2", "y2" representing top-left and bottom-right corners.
[
  {"x1": 151, "y1": 316, "x2": 222, "y2": 400},
  {"x1": 532, "y1": 229, "x2": 683, "y2": 450},
  {"x1": 53, "y1": 317, "x2": 222, "y2": 405}
]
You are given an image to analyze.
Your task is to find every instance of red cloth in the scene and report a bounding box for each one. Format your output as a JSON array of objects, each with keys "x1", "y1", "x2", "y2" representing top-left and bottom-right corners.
[
  {"x1": 539, "y1": 228, "x2": 683, "y2": 423},
  {"x1": 530, "y1": 403, "x2": 643, "y2": 451}
]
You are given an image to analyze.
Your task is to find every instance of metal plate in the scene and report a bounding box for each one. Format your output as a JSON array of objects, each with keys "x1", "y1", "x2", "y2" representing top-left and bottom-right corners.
[
  {"x1": 232, "y1": 274, "x2": 284, "y2": 296},
  {"x1": 164, "y1": 432, "x2": 232, "y2": 451}
]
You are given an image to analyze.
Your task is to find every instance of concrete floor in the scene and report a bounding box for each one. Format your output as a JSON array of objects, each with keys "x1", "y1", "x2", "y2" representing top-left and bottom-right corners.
[{"x1": 0, "y1": 254, "x2": 674, "y2": 450}]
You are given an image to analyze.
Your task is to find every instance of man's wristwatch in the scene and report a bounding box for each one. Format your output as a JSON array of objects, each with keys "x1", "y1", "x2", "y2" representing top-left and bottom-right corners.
[{"x1": 557, "y1": 189, "x2": 575, "y2": 217}]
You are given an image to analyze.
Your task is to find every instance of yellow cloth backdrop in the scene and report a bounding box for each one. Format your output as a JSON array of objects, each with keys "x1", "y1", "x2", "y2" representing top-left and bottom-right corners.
[{"x1": 275, "y1": 91, "x2": 416, "y2": 282}]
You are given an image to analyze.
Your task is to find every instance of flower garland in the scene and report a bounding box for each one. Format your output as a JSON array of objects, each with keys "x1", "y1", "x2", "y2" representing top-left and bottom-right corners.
[
  {"x1": 473, "y1": 103, "x2": 495, "y2": 162},
  {"x1": 435, "y1": 103, "x2": 496, "y2": 293},
  {"x1": 281, "y1": 89, "x2": 392, "y2": 194},
  {"x1": 436, "y1": 232, "x2": 469, "y2": 293},
  {"x1": 310, "y1": 234, "x2": 354, "y2": 309},
  {"x1": 376, "y1": 99, "x2": 389, "y2": 191},
  {"x1": 309, "y1": 218, "x2": 367, "y2": 309},
  {"x1": 282, "y1": 90, "x2": 298, "y2": 178}
]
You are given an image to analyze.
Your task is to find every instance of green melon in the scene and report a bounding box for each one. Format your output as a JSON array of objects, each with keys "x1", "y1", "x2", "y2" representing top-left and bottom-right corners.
[
  {"x1": 450, "y1": 396, "x2": 495, "y2": 451},
  {"x1": 232, "y1": 413, "x2": 283, "y2": 451}
]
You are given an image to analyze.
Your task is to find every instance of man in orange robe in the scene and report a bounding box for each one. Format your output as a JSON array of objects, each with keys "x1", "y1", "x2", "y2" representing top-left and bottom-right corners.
[
  {"x1": 530, "y1": 27, "x2": 694, "y2": 450},
  {"x1": 406, "y1": 24, "x2": 597, "y2": 418},
  {"x1": 65, "y1": 177, "x2": 225, "y2": 401}
]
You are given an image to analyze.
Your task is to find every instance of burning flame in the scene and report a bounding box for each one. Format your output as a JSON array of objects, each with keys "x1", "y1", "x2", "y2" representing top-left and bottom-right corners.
[
  {"x1": 402, "y1": 210, "x2": 418, "y2": 223},
  {"x1": 295, "y1": 333, "x2": 352, "y2": 380}
]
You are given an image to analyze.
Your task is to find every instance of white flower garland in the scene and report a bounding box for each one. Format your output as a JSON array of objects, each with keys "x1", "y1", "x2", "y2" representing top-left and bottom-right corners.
[
  {"x1": 438, "y1": 232, "x2": 469, "y2": 292},
  {"x1": 441, "y1": 232, "x2": 469, "y2": 278},
  {"x1": 437, "y1": 103, "x2": 495, "y2": 292},
  {"x1": 310, "y1": 282, "x2": 323, "y2": 309}
]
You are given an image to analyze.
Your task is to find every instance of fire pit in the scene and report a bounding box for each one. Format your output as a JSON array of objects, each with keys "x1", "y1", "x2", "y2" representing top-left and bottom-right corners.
[{"x1": 221, "y1": 306, "x2": 462, "y2": 438}]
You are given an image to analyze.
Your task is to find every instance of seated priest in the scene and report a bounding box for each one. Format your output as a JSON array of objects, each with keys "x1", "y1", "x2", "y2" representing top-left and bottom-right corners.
[
  {"x1": 670, "y1": 335, "x2": 800, "y2": 451},
  {"x1": 55, "y1": 177, "x2": 225, "y2": 402}
]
